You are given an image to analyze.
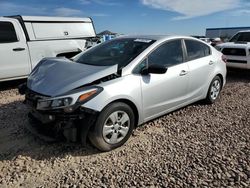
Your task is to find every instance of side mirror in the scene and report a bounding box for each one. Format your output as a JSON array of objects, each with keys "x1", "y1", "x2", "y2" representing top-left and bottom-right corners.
[{"x1": 141, "y1": 64, "x2": 167, "y2": 75}]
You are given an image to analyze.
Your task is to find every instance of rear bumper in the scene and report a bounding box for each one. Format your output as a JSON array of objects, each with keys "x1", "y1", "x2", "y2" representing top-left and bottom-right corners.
[{"x1": 226, "y1": 62, "x2": 249, "y2": 69}]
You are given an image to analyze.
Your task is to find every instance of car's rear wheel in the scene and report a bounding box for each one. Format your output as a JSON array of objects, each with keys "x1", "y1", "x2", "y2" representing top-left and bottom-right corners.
[
  {"x1": 205, "y1": 76, "x2": 222, "y2": 104},
  {"x1": 88, "y1": 102, "x2": 135, "y2": 151}
]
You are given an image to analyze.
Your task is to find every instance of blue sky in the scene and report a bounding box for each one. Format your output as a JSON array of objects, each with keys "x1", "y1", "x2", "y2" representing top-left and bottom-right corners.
[{"x1": 1, "y1": 0, "x2": 250, "y2": 35}]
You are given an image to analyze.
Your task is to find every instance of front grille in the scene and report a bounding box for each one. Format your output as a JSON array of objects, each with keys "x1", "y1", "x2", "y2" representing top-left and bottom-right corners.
[
  {"x1": 222, "y1": 48, "x2": 246, "y2": 56},
  {"x1": 25, "y1": 89, "x2": 50, "y2": 108}
]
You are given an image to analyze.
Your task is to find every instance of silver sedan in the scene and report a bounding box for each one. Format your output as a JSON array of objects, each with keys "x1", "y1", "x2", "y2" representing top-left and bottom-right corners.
[{"x1": 20, "y1": 35, "x2": 227, "y2": 151}]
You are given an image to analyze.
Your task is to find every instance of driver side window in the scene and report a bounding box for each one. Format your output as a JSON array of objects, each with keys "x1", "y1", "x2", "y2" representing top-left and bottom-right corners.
[
  {"x1": 148, "y1": 39, "x2": 183, "y2": 67},
  {"x1": 0, "y1": 21, "x2": 18, "y2": 43}
]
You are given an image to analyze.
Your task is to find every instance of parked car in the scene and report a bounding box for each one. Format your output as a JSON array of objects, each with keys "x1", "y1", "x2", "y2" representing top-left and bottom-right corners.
[
  {"x1": 0, "y1": 15, "x2": 96, "y2": 82},
  {"x1": 211, "y1": 38, "x2": 223, "y2": 47},
  {"x1": 19, "y1": 35, "x2": 227, "y2": 151},
  {"x1": 200, "y1": 38, "x2": 212, "y2": 44},
  {"x1": 217, "y1": 30, "x2": 250, "y2": 69}
]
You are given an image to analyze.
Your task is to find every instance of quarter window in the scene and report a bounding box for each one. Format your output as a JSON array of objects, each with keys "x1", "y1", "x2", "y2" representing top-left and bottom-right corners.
[
  {"x1": 148, "y1": 40, "x2": 183, "y2": 67},
  {"x1": 185, "y1": 40, "x2": 211, "y2": 61},
  {"x1": 0, "y1": 22, "x2": 18, "y2": 43}
]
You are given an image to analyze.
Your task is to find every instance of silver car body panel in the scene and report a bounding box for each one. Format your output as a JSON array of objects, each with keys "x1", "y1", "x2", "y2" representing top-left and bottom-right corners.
[
  {"x1": 27, "y1": 58, "x2": 118, "y2": 96},
  {"x1": 27, "y1": 35, "x2": 227, "y2": 125},
  {"x1": 83, "y1": 75, "x2": 144, "y2": 124},
  {"x1": 140, "y1": 62, "x2": 189, "y2": 120},
  {"x1": 83, "y1": 36, "x2": 226, "y2": 125}
]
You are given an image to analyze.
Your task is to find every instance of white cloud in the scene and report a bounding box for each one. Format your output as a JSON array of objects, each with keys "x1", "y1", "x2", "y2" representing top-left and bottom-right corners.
[
  {"x1": 54, "y1": 8, "x2": 84, "y2": 16},
  {"x1": 0, "y1": 1, "x2": 109, "y2": 18},
  {"x1": 0, "y1": 2, "x2": 85, "y2": 17},
  {"x1": 141, "y1": 0, "x2": 241, "y2": 20},
  {"x1": 231, "y1": 9, "x2": 250, "y2": 16}
]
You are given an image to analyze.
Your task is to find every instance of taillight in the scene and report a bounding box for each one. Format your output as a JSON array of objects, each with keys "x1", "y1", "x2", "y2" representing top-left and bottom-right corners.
[{"x1": 222, "y1": 55, "x2": 227, "y2": 63}]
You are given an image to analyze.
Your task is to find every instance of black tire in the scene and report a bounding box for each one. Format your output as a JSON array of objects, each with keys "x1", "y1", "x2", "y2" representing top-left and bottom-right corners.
[
  {"x1": 205, "y1": 76, "x2": 222, "y2": 104},
  {"x1": 88, "y1": 102, "x2": 135, "y2": 152}
]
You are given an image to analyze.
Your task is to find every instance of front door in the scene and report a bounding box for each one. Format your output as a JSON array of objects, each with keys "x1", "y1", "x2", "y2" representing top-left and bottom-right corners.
[
  {"x1": 140, "y1": 39, "x2": 190, "y2": 121},
  {"x1": 0, "y1": 20, "x2": 30, "y2": 80}
]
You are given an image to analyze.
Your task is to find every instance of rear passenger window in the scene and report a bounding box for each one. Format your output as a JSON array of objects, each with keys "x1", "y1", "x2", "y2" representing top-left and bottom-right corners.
[
  {"x1": 0, "y1": 22, "x2": 18, "y2": 43},
  {"x1": 148, "y1": 39, "x2": 183, "y2": 67},
  {"x1": 185, "y1": 40, "x2": 211, "y2": 61}
]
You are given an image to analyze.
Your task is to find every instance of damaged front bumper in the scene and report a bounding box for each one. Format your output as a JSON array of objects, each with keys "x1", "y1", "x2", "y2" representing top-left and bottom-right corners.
[
  {"x1": 27, "y1": 108, "x2": 98, "y2": 144},
  {"x1": 20, "y1": 85, "x2": 99, "y2": 144}
]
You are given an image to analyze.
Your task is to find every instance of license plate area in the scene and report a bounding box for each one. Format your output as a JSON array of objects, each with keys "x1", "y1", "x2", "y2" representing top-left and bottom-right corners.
[
  {"x1": 26, "y1": 98, "x2": 37, "y2": 108},
  {"x1": 30, "y1": 109, "x2": 54, "y2": 124}
]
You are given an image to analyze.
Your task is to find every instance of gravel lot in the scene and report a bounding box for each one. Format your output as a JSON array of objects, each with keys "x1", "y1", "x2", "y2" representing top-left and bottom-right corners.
[{"x1": 0, "y1": 69, "x2": 249, "y2": 188}]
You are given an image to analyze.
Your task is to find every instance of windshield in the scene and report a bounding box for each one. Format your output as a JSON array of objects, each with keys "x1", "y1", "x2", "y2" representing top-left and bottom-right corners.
[
  {"x1": 75, "y1": 38, "x2": 155, "y2": 69},
  {"x1": 230, "y1": 32, "x2": 250, "y2": 42}
]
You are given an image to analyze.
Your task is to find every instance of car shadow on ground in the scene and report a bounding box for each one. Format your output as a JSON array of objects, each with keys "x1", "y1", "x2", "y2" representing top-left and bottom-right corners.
[{"x1": 0, "y1": 79, "x2": 26, "y2": 92}]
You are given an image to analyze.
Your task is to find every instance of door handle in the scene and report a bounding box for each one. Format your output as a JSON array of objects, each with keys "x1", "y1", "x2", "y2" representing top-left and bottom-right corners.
[
  {"x1": 13, "y1": 48, "x2": 25, "y2": 51},
  {"x1": 179, "y1": 70, "x2": 188, "y2": 76},
  {"x1": 209, "y1": 60, "x2": 214, "y2": 65}
]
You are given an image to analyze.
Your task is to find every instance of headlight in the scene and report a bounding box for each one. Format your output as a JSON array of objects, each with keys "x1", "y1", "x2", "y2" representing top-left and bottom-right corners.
[
  {"x1": 36, "y1": 88, "x2": 101, "y2": 110},
  {"x1": 37, "y1": 97, "x2": 73, "y2": 110},
  {"x1": 51, "y1": 97, "x2": 73, "y2": 108}
]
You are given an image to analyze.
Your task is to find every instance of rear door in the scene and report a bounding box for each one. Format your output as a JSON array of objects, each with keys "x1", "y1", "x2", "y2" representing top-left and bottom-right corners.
[
  {"x1": 184, "y1": 39, "x2": 214, "y2": 99},
  {"x1": 0, "y1": 20, "x2": 30, "y2": 80},
  {"x1": 140, "y1": 39, "x2": 190, "y2": 121}
]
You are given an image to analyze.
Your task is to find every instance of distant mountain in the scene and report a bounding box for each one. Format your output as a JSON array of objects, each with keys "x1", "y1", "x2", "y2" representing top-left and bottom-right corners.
[{"x1": 97, "y1": 30, "x2": 117, "y2": 36}]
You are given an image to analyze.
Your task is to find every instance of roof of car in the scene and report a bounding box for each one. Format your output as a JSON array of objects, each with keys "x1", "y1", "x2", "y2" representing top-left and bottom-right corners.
[{"x1": 118, "y1": 35, "x2": 192, "y2": 41}]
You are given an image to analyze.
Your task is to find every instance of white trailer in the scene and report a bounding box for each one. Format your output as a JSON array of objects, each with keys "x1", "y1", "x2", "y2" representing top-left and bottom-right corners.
[{"x1": 0, "y1": 15, "x2": 96, "y2": 81}]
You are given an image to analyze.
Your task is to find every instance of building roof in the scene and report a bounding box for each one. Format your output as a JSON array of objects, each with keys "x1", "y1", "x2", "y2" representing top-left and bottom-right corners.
[{"x1": 207, "y1": 27, "x2": 250, "y2": 31}]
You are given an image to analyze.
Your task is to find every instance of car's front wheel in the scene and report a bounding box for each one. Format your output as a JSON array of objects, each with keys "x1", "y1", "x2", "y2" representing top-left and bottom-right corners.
[
  {"x1": 88, "y1": 102, "x2": 135, "y2": 151},
  {"x1": 205, "y1": 76, "x2": 222, "y2": 104}
]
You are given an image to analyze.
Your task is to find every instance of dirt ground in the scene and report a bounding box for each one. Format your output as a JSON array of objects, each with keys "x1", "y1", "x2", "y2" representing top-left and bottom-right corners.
[{"x1": 0, "y1": 69, "x2": 249, "y2": 188}]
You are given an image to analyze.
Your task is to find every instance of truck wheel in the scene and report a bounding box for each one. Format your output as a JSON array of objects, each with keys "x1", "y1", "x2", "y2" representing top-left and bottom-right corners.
[
  {"x1": 88, "y1": 102, "x2": 135, "y2": 152},
  {"x1": 205, "y1": 76, "x2": 222, "y2": 104}
]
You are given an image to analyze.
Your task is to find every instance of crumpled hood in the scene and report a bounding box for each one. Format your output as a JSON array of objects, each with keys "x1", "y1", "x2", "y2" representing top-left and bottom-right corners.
[{"x1": 27, "y1": 58, "x2": 118, "y2": 97}]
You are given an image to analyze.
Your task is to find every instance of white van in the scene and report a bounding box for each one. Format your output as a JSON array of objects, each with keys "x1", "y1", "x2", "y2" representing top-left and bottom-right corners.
[{"x1": 0, "y1": 15, "x2": 96, "y2": 81}]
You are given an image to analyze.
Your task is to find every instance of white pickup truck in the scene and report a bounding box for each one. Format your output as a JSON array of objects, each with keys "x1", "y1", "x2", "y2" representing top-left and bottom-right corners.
[
  {"x1": 217, "y1": 30, "x2": 250, "y2": 69},
  {"x1": 0, "y1": 15, "x2": 96, "y2": 81}
]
